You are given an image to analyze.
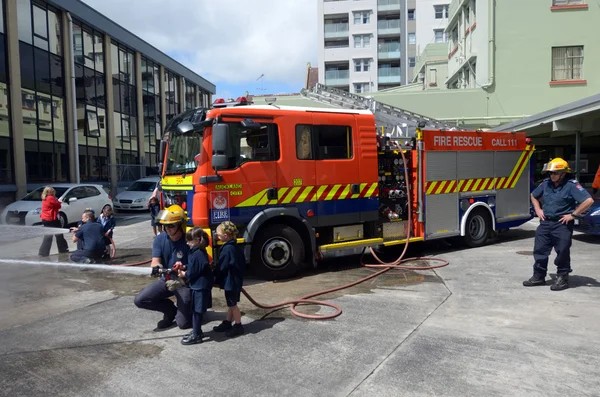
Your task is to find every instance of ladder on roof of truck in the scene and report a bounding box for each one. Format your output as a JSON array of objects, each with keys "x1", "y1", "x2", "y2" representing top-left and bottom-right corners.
[{"x1": 300, "y1": 83, "x2": 458, "y2": 138}]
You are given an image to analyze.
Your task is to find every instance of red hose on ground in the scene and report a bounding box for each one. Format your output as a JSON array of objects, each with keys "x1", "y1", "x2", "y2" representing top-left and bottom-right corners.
[
  {"x1": 239, "y1": 148, "x2": 450, "y2": 320},
  {"x1": 108, "y1": 237, "x2": 152, "y2": 267}
]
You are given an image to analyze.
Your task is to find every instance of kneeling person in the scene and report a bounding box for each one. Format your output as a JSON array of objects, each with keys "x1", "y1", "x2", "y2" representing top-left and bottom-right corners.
[{"x1": 70, "y1": 210, "x2": 106, "y2": 264}]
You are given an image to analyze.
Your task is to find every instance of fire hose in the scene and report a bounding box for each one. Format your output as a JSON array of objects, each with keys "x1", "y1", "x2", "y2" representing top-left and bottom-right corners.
[{"x1": 107, "y1": 149, "x2": 449, "y2": 320}]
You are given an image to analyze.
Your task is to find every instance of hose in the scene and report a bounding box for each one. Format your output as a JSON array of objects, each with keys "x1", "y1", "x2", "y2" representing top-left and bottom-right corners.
[
  {"x1": 107, "y1": 237, "x2": 152, "y2": 267},
  {"x1": 239, "y1": 148, "x2": 450, "y2": 320}
]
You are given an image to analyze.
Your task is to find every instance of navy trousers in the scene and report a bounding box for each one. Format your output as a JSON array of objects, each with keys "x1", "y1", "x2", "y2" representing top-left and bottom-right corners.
[
  {"x1": 133, "y1": 279, "x2": 192, "y2": 329},
  {"x1": 532, "y1": 219, "x2": 574, "y2": 277}
]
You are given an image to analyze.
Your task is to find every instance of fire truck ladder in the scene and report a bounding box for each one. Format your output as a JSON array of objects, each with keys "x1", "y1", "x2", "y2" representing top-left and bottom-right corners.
[{"x1": 301, "y1": 83, "x2": 457, "y2": 138}]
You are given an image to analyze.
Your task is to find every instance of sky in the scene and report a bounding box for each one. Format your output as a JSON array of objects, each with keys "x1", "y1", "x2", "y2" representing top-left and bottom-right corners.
[{"x1": 82, "y1": 0, "x2": 318, "y2": 100}]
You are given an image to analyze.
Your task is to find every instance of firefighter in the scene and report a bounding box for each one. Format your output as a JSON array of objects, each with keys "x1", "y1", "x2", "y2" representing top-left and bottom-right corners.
[
  {"x1": 592, "y1": 164, "x2": 600, "y2": 195},
  {"x1": 524, "y1": 158, "x2": 594, "y2": 291},
  {"x1": 134, "y1": 204, "x2": 192, "y2": 330}
]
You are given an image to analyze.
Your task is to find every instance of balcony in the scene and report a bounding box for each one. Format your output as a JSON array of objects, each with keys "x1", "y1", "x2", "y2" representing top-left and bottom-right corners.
[
  {"x1": 325, "y1": 69, "x2": 350, "y2": 86},
  {"x1": 324, "y1": 23, "x2": 349, "y2": 39},
  {"x1": 377, "y1": 0, "x2": 400, "y2": 12},
  {"x1": 377, "y1": 19, "x2": 401, "y2": 36},
  {"x1": 378, "y1": 42, "x2": 401, "y2": 60},
  {"x1": 378, "y1": 67, "x2": 401, "y2": 84}
]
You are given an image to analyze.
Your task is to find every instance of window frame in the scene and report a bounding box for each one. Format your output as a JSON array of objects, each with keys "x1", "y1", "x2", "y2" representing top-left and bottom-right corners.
[
  {"x1": 294, "y1": 124, "x2": 353, "y2": 161},
  {"x1": 434, "y1": 4, "x2": 449, "y2": 19},
  {"x1": 551, "y1": 46, "x2": 584, "y2": 81},
  {"x1": 219, "y1": 120, "x2": 281, "y2": 170}
]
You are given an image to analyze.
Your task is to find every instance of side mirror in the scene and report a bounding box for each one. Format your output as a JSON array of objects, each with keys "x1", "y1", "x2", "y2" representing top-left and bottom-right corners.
[
  {"x1": 176, "y1": 120, "x2": 194, "y2": 134},
  {"x1": 69, "y1": 197, "x2": 78, "y2": 203},
  {"x1": 212, "y1": 123, "x2": 229, "y2": 171},
  {"x1": 157, "y1": 140, "x2": 166, "y2": 168}
]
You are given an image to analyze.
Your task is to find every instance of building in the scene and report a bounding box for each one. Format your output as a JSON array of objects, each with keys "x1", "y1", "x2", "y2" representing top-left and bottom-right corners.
[
  {"x1": 367, "y1": 0, "x2": 600, "y2": 129},
  {"x1": 0, "y1": 0, "x2": 215, "y2": 204},
  {"x1": 317, "y1": 0, "x2": 410, "y2": 94},
  {"x1": 414, "y1": 1, "x2": 451, "y2": 57}
]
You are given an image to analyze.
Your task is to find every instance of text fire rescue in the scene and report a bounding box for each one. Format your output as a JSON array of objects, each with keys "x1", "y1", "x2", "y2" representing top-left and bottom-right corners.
[{"x1": 433, "y1": 135, "x2": 518, "y2": 148}]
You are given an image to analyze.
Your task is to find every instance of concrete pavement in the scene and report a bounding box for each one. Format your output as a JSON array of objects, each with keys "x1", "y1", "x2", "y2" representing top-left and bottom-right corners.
[{"x1": 0, "y1": 220, "x2": 599, "y2": 396}]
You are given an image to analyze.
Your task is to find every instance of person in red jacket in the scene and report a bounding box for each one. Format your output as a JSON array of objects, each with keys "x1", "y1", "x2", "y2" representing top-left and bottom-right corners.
[
  {"x1": 38, "y1": 186, "x2": 69, "y2": 257},
  {"x1": 593, "y1": 164, "x2": 600, "y2": 195}
]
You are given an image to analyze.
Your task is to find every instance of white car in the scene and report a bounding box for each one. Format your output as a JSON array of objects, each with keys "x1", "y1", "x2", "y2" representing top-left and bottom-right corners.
[
  {"x1": 112, "y1": 177, "x2": 160, "y2": 211},
  {"x1": 0, "y1": 184, "x2": 112, "y2": 228}
]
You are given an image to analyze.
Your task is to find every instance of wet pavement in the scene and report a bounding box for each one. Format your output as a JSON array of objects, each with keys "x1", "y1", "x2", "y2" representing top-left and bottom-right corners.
[{"x1": 0, "y1": 220, "x2": 599, "y2": 396}]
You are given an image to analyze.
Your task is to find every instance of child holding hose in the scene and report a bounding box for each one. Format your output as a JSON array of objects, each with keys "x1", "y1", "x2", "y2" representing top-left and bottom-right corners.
[{"x1": 212, "y1": 221, "x2": 246, "y2": 337}]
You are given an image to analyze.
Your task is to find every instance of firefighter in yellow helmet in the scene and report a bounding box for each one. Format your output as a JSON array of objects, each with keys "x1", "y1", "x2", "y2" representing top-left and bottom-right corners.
[
  {"x1": 134, "y1": 204, "x2": 193, "y2": 330},
  {"x1": 524, "y1": 158, "x2": 594, "y2": 290}
]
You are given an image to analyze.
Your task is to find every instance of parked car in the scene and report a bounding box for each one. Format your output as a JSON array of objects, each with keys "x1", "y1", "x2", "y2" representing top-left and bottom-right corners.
[
  {"x1": 0, "y1": 184, "x2": 112, "y2": 228},
  {"x1": 112, "y1": 177, "x2": 160, "y2": 211},
  {"x1": 574, "y1": 198, "x2": 600, "y2": 235}
]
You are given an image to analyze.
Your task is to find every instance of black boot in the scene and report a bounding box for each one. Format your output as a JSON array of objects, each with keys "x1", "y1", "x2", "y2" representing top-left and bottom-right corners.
[
  {"x1": 551, "y1": 275, "x2": 569, "y2": 291},
  {"x1": 213, "y1": 320, "x2": 232, "y2": 332},
  {"x1": 225, "y1": 323, "x2": 244, "y2": 338},
  {"x1": 156, "y1": 314, "x2": 176, "y2": 330},
  {"x1": 523, "y1": 275, "x2": 546, "y2": 287}
]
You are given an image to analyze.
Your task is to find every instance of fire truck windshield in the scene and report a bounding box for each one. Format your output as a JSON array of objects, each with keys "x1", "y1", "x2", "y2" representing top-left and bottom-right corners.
[{"x1": 165, "y1": 130, "x2": 203, "y2": 175}]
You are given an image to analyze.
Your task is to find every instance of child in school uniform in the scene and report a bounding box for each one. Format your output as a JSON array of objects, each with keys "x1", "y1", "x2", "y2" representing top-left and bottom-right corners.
[
  {"x1": 97, "y1": 204, "x2": 116, "y2": 258},
  {"x1": 148, "y1": 197, "x2": 162, "y2": 237},
  {"x1": 179, "y1": 228, "x2": 213, "y2": 345},
  {"x1": 212, "y1": 221, "x2": 246, "y2": 337}
]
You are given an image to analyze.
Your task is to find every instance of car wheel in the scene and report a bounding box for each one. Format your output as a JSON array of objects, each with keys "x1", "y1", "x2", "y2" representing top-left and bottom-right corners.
[{"x1": 58, "y1": 212, "x2": 68, "y2": 229}]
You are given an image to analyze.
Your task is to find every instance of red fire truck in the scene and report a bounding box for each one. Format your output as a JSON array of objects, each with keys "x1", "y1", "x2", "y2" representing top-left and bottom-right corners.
[{"x1": 158, "y1": 95, "x2": 534, "y2": 280}]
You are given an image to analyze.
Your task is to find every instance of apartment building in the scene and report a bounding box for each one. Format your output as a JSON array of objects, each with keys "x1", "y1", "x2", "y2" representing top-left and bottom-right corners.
[
  {"x1": 414, "y1": 1, "x2": 451, "y2": 54},
  {"x1": 0, "y1": 0, "x2": 215, "y2": 202},
  {"x1": 317, "y1": 0, "x2": 410, "y2": 94}
]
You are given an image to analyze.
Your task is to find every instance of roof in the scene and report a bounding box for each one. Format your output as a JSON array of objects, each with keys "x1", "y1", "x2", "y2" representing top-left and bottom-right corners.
[
  {"x1": 48, "y1": 0, "x2": 215, "y2": 93},
  {"x1": 220, "y1": 105, "x2": 373, "y2": 115},
  {"x1": 491, "y1": 92, "x2": 600, "y2": 132}
]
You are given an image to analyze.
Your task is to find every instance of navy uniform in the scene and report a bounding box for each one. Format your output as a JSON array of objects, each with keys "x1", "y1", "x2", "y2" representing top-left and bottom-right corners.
[{"x1": 525, "y1": 171, "x2": 592, "y2": 290}]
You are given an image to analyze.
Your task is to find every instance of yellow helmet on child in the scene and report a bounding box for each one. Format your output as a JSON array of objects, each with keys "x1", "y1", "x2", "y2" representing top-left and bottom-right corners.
[
  {"x1": 155, "y1": 204, "x2": 187, "y2": 225},
  {"x1": 542, "y1": 158, "x2": 571, "y2": 174}
]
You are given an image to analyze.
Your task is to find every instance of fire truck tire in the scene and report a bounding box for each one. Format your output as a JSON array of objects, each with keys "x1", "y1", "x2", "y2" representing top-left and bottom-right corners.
[
  {"x1": 251, "y1": 224, "x2": 305, "y2": 280},
  {"x1": 463, "y1": 207, "x2": 491, "y2": 248}
]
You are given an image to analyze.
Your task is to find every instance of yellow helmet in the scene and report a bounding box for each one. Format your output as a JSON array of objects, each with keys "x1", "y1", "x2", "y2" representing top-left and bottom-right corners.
[
  {"x1": 542, "y1": 158, "x2": 571, "y2": 174},
  {"x1": 155, "y1": 204, "x2": 187, "y2": 225}
]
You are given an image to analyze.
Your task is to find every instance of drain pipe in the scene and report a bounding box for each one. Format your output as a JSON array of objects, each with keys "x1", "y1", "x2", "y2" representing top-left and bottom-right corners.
[
  {"x1": 67, "y1": 12, "x2": 80, "y2": 183},
  {"x1": 482, "y1": 0, "x2": 495, "y2": 91}
]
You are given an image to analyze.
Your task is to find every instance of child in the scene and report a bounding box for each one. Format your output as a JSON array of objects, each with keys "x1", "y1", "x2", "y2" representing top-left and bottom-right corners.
[
  {"x1": 97, "y1": 204, "x2": 116, "y2": 258},
  {"x1": 212, "y1": 221, "x2": 246, "y2": 337},
  {"x1": 148, "y1": 197, "x2": 162, "y2": 237},
  {"x1": 179, "y1": 228, "x2": 213, "y2": 345}
]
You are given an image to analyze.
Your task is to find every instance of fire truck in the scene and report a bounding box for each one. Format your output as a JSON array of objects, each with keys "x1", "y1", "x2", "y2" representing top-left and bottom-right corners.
[{"x1": 158, "y1": 86, "x2": 535, "y2": 280}]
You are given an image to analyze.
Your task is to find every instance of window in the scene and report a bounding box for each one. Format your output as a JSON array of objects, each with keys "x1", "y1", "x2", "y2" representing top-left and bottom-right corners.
[
  {"x1": 221, "y1": 122, "x2": 280, "y2": 170},
  {"x1": 354, "y1": 59, "x2": 370, "y2": 72},
  {"x1": 408, "y1": 33, "x2": 416, "y2": 45},
  {"x1": 353, "y1": 11, "x2": 370, "y2": 24},
  {"x1": 552, "y1": 46, "x2": 584, "y2": 81},
  {"x1": 407, "y1": 9, "x2": 415, "y2": 20},
  {"x1": 408, "y1": 57, "x2": 416, "y2": 67},
  {"x1": 353, "y1": 34, "x2": 370, "y2": 48},
  {"x1": 165, "y1": 69, "x2": 180, "y2": 121},
  {"x1": 553, "y1": 0, "x2": 585, "y2": 4},
  {"x1": 434, "y1": 29, "x2": 447, "y2": 43},
  {"x1": 430, "y1": 69, "x2": 438, "y2": 85},
  {"x1": 435, "y1": 5, "x2": 449, "y2": 19},
  {"x1": 295, "y1": 125, "x2": 352, "y2": 160},
  {"x1": 354, "y1": 83, "x2": 370, "y2": 94}
]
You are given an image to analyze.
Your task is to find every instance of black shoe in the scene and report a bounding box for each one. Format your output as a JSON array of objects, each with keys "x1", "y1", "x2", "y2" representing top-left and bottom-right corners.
[
  {"x1": 225, "y1": 323, "x2": 244, "y2": 338},
  {"x1": 156, "y1": 315, "x2": 175, "y2": 330},
  {"x1": 551, "y1": 275, "x2": 569, "y2": 291},
  {"x1": 213, "y1": 320, "x2": 232, "y2": 332},
  {"x1": 59, "y1": 249, "x2": 69, "y2": 254},
  {"x1": 523, "y1": 276, "x2": 546, "y2": 287},
  {"x1": 181, "y1": 333, "x2": 203, "y2": 345}
]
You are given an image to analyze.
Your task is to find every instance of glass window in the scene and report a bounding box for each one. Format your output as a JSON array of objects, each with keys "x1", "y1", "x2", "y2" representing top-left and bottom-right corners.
[
  {"x1": 94, "y1": 34, "x2": 103, "y2": 73},
  {"x1": 84, "y1": 67, "x2": 95, "y2": 106},
  {"x1": 50, "y1": 54, "x2": 63, "y2": 97},
  {"x1": 315, "y1": 125, "x2": 352, "y2": 160},
  {"x1": 0, "y1": 0, "x2": 4, "y2": 33},
  {"x1": 47, "y1": 10, "x2": 61, "y2": 56},
  {"x1": 112, "y1": 79, "x2": 121, "y2": 113},
  {"x1": 75, "y1": 64, "x2": 85, "y2": 101},
  {"x1": 95, "y1": 71, "x2": 105, "y2": 108},
  {"x1": 0, "y1": 137, "x2": 13, "y2": 184},
  {"x1": 33, "y1": 5, "x2": 47, "y2": 38},
  {"x1": 83, "y1": 30, "x2": 94, "y2": 69},
  {"x1": 73, "y1": 24, "x2": 83, "y2": 64},
  {"x1": 0, "y1": 35, "x2": 7, "y2": 83},
  {"x1": 552, "y1": 46, "x2": 584, "y2": 81},
  {"x1": 220, "y1": 122, "x2": 280, "y2": 170},
  {"x1": 53, "y1": 97, "x2": 65, "y2": 143},
  {"x1": 408, "y1": 9, "x2": 415, "y2": 20},
  {"x1": 110, "y1": 43, "x2": 118, "y2": 78},
  {"x1": 19, "y1": 42, "x2": 35, "y2": 91},
  {"x1": 17, "y1": 0, "x2": 33, "y2": 44},
  {"x1": 34, "y1": 47, "x2": 50, "y2": 95},
  {"x1": 408, "y1": 33, "x2": 416, "y2": 45},
  {"x1": 409, "y1": 57, "x2": 416, "y2": 67},
  {"x1": 295, "y1": 125, "x2": 312, "y2": 160}
]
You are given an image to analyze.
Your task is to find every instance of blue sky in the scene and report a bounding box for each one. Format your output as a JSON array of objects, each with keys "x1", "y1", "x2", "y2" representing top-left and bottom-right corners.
[{"x1": 83, "y1": 0, "x2": 318, "y2": 100}]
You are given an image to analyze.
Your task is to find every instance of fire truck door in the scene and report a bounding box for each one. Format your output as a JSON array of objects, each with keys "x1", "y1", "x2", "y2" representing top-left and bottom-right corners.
[{"x1": 311, "y1": 113, "x2": 360, "y2": 225}]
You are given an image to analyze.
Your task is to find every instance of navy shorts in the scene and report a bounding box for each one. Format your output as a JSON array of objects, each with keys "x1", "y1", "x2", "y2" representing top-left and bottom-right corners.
[{"x1": 224, "y1": 290, "x2": 241, "y2": 307}]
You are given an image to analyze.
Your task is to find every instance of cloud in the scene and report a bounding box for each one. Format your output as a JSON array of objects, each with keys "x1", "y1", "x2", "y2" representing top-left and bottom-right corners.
[{"x1": 82, "y1": 0, "x2": 318, "y2": 91}]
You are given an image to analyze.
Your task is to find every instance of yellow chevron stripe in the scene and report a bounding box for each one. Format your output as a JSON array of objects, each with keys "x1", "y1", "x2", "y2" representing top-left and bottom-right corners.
[
  {"x1": 338, "y1": 184, "x2": 351, "y2": 200},
  {"x1": 269, "y1": 187, "x2": 288, "y2": 205},
  {"x1": 435, "y1": 181, "x2": 447, "y2": 195},
  {"x1": 351, "y1": 183, "x2": 368, "y2": 199},
  {"x1": 281, "y1": 187, "x2": 301, "y2": 204},
  {"x1": 507, "y1": 149, "x2": 528, "y2": 183},
  {"x1": 257, "y1": 191, "x2": 270, "y2": 206},
  {"x1": 509, "y1": 149, "x2": 534, "y2": 189},
  {"x1": 325, "y1": 184, "x2": 341, "y2": 200},
  {"x1": 464, "y1": 179, "x2": 474, "y2": 191},
  {"x1": 480, "y1": 178, "x2": 490, "y2": 191},
  {"x1": 366, "y1": 183, "x2": 378, "y2": 197},
  {"x1": 444, "y1": 180, "x2": 455, "y2": 194},
  {"x1": 457, "y1": 179, "x2": 466, "y2": 192},
  {"x1": 297, "y1": 186, "x2": 314, "y2": 202},
  {"x1": 427, "y1": 182, "x2": 438, "y2": 195},
  {"x1": 312, "y1": 185, "x2": 328, "y2": 201}
]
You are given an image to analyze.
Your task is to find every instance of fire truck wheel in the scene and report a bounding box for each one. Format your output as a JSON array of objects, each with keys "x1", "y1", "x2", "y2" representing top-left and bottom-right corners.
[
  {"x1": 251, "y1": 224, "x2": 305, "y2": 280},
  {"x1": 463, "y1": 208, "x2": 491, "y2": 248}
]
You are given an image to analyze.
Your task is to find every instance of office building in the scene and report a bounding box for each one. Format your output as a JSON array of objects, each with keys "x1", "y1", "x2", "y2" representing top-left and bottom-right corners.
[{"x1": 0, "y1": 0, "x2": 215, "y2": 203}]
